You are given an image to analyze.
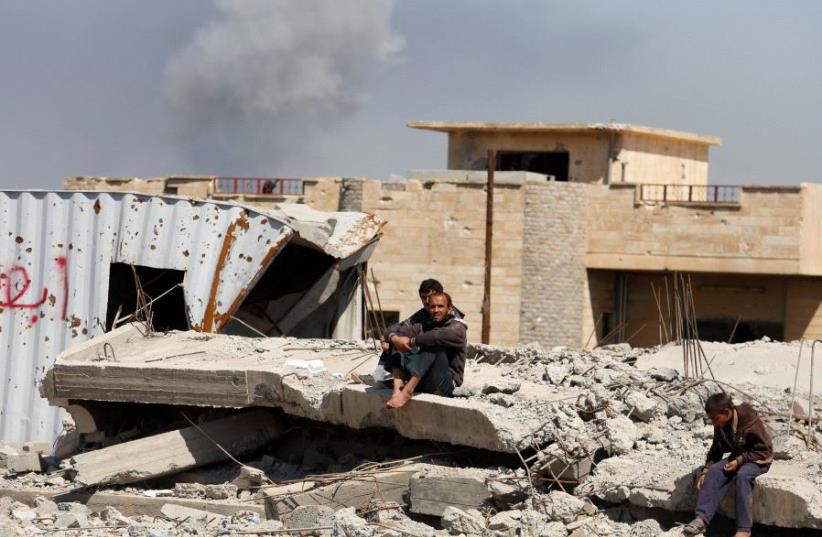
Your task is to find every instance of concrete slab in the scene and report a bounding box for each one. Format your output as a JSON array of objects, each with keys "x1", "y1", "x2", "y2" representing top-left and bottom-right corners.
[
  {"x1": 577, "y1": 448, "x2": 822, "y2": 529},
  {"x1": 43, "y1": 326, "x2": 578, "y2": 454}
]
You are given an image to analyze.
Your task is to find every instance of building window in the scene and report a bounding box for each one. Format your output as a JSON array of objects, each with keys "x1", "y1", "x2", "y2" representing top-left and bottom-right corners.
[{"x1": 497, "y1": 151, "x2": 570, "y2": 181}]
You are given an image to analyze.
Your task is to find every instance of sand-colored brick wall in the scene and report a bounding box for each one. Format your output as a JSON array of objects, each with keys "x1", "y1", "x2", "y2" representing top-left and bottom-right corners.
[
  {"x1": 586, "y1": 184, "x2": 803, "y2": 275},
  {"x1": 786, "y1": 278, "x2": 822, "y2": 341},
  {"x1": 63, "y1": 176, "x2": 167, "y2": 194},
  {"x1": 519, "y1": 180, "x2": 589, "y2": 347},
  {"x1": 362, "y1": 176, "x2": 525, "y2": 346},
  {"x1": 615, "y1": 133, "x2": 709, "y2": 186}
]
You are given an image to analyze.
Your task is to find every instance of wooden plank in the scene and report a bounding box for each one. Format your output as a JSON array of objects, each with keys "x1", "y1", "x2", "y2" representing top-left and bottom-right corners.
[
  {"x1": 409, "y1": 473, "x2": 492, "y2": 517},
  {"x1": 68, "y1": 409, "x2": 281, "y2": 487}
]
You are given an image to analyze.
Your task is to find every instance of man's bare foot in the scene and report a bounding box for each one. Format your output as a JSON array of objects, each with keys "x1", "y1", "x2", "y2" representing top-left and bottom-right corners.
[{"x1": 386, "y1": 390, "x2": 412, "y2": 409}]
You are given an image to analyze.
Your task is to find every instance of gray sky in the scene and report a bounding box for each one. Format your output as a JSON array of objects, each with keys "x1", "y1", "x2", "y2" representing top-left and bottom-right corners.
[{"x1": 1, "y1": 1, "x2": 821, "y2": 189}]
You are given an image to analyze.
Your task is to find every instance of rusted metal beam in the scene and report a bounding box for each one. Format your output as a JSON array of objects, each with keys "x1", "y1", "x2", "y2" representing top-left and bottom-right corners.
[{"x1": 482, "y1": 150, "x2": 496, "y2": 344}]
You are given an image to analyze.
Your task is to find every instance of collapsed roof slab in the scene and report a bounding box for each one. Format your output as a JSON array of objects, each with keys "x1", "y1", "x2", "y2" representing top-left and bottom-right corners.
[{"x1": 42, "y1": 325, "x2": 579, "y2": 454}]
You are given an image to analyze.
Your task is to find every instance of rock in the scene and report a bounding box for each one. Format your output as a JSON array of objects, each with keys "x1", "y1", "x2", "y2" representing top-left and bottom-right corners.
[
  {"x1": 34, "y1": 497, "x2": 58, "y2": 518},
  {"x1": 0, "y1": 442, "x2": 19, "y2": 467},
  {"x1": 481, "y1": 379, "x2": 521, "y2": 395},
  {"x1": 174, "y1": 482, "x2": 206, "y2": 498},
  {"x1": 441, "y1": 506, "x2": 486, "y2": 535},
  {"x1": 282, "y1": 505, "x2": 335, "y2": 530},
  {"x1": 545, "y1": 490, "x2": 586, "y2": 523},
  {"x1": 204, "y1": 483, "x2": 237, "y2": 500},
  {"x1": 647, "y1": 367, "x2": 679, "y2": 382},
  {"x1": 600, "y1": 343, "x2": 632, "y2": 352},
  {"x1": 605, "y1": 415, "x2": 638, "y2": 455}
]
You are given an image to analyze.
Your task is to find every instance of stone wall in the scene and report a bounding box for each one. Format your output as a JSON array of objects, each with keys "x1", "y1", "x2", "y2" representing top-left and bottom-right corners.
[
  {"x1": 361, "y1": 174, "x2": 528, "y2": 346},
  {"x1": 519, "y1": 180, "x2": 590, "y2": 347}
]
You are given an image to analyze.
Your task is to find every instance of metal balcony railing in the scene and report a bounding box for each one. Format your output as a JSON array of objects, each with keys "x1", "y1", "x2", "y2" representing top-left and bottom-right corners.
[
  {"x1": 213, "y1": 177, "x2": 304, "y2": 196},
  {"x1": 638, "y1": 184, "x2": 740, "y2": 204}
]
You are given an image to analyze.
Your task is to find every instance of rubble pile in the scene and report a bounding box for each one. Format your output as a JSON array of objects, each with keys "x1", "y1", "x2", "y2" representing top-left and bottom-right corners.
[{"x1": 0, "y1": 336, "x2": 818, "y2": 535}]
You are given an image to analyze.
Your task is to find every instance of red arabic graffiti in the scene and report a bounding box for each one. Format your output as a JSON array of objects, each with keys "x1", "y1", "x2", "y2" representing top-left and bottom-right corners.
[{"x1": 0, "y1": 257, "x2": 68, "y2": 325}]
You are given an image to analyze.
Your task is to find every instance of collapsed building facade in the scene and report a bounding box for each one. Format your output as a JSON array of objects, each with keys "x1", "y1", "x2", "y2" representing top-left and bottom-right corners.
[
  {"x1": 66, "y1": 121, "x2": 822, "y2": 350},
  {"x1": 0, "y1": 190, "x2": 382, "y2": 444}
]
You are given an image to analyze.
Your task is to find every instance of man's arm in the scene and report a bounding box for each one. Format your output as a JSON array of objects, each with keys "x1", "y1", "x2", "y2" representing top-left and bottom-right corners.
[
  {"x1": 705, "y1": 430, "x2": 724, "y2": 467},
  {"x1": 736, "y1": 419, "x2": 773, "y2": 465},
  {"x1": 412, "y1": 321, "x2": 467, "y2": 351}
]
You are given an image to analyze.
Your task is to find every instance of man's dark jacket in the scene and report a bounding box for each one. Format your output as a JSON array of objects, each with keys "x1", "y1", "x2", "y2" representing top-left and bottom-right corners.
[
  {"x1": 384, "y1": 312, "x2": 468, "y2": 386},
  {"x1": 706, "y1": 402, "x2": 773, "y2": 468}
]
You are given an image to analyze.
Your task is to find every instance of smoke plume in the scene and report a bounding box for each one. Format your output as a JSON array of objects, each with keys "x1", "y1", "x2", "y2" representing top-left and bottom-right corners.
[{"x1": 164, "y1": 0, "x2": 403, "y2": 173}]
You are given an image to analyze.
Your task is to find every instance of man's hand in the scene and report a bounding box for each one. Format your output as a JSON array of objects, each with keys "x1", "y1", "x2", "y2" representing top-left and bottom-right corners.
[
  {"x1": 380, "y1": 337, "x2": 389, "y2": 352},
  {"x1": 391, "y1": 335, "x2": 412, "y2": 353},
  {"x1": 724, "y1": 459, "x2": 740, "y2": 472},
  {"x1": 696, "y1": 471, "x2": 707, "y2": 491}
]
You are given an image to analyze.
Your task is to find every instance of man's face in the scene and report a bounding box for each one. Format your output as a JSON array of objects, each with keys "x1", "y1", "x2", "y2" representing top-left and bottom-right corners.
[
  {"x1": 426, "y1": 295, "x2": 449, "y2": 323},
  {"x1": 707, "y1": 409, "x2": 733, "y2": 428},
  {"x1": 419, "y1": 291, "x2": 434, "y2": 307}
]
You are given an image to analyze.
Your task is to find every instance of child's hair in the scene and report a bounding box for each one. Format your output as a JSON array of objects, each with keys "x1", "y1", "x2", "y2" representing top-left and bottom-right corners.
[
  {"x1": 704, "y1": 392, "x2": 734, "y2": 414},
  {"x1": 418, "y1": 279, "x2": 444, "y2": 295}
]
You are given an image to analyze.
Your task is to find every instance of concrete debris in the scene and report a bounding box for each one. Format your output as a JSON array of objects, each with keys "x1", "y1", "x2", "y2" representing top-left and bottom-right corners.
[
  {"x1": 0, "y1": 333, "x2": 812, "y2": 536},
  {"x1": 66, "y1": 409, "x2": 281, "y2": 487},
  {"x1": 441, "y1": 506, "x2": 486, "y2": 535}
]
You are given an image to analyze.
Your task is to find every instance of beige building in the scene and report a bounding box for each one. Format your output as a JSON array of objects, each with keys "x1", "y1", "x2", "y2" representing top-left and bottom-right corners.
[{"x1": 65, "y1": 121, "x2": 822, "y2": 348}]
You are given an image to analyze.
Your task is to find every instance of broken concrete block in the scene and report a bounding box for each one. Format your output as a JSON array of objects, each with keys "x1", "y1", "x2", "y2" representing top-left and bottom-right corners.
[
  {"x1": 441, "y1": 506, "x2": 486, "y2": 536},
  {"x1": 282, "y1": 505, "x2": 335, "y2": 530},
  {"x1": 0, "y1": 442, "x2": 19, "y2": 468},
  {"x1": 792, "y1": 398, "x2": 813, "y2": 421},
  {"x1": 22, "y1": 441, "x2": 51, "y2": 456},
  {"x1": 481, "y1": 378, "x2": 521, "y2": 395},
  {"x1": 10, "y1": 507, "x2": 36, "y2": 522},
  {"x1": 54, "y1": 511, "x2": 87, "y2": 529},
  {"x1": 231, "y1": 465, "x2": 267, "y2": 490},
  {"x1": 332, "y1": 508, "x2": 377, "y2": 536},
  {"x1": 204, "y1": 484, "x2": 237, "y2": 500},
  {"x1": 544, "y1": 364, "x2": 570, "y2": 385},
  {"x1": 647, "y1": 367, "x2": 680, "y2": 382},
  {"x1": 544, "y1": 490, "x2": 586, "y2": 523},
  {"x1": 409, "y1": 469, "x2": 493, "y2": 517},
  {"x1": 160, "y1": 503, "x2": 225, "y2": 526},
  {"x1": 68, "y1": 410, "x2": 281, "y2": 487},
  {"x1": 6, "y1": 452, "x2": 42, "y2": 473},
  {"x1": 34, "y1": 496, "x2": 58, "y2": 518},
  {"x1": 605, "y1": 414, "x2": 638, "y2": 456},
  {"x1": 625, "y1": 391, "x2": 665, "y2": 422}
]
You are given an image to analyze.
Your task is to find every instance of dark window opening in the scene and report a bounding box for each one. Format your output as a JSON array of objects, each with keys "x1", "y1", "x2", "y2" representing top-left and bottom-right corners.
[
  {"x1": 228, "y1": 243, "x2": 338, "y2": 337},
  {"x1": 365, "y1": 310, "x2": 399, "y2": 339},
  {"x1": 165, "y1": 187, "x2": 179, "y2": 195},
  {"x1": 105, "y1": 264, "x2": 188, "y2": 332},
  {"x1": 497, "y1": 151, "x2": 570, "y2": 181},
  {"x1": 696, "y1": 319, "x2": 784, "y2": 344}
]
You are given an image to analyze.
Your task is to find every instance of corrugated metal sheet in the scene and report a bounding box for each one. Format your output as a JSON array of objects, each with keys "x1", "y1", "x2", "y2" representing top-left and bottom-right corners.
[{"x1": 0, "y1": 190, "x2": 380, "y2": 445}]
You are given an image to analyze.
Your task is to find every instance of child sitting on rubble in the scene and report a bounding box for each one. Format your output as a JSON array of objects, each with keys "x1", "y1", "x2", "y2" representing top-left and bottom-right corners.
[{"x1": 683, "y1": 392, "x2": 773, "y2": 536}]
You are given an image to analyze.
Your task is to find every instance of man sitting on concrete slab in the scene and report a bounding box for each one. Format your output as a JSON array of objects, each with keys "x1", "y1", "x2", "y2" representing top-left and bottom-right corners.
[
  {"x1": 382, "y1": 291, "x2": 467, "y2": 409},
  {"x1": 683, "y1": 392, "x2": 773, "y2": 537}
]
